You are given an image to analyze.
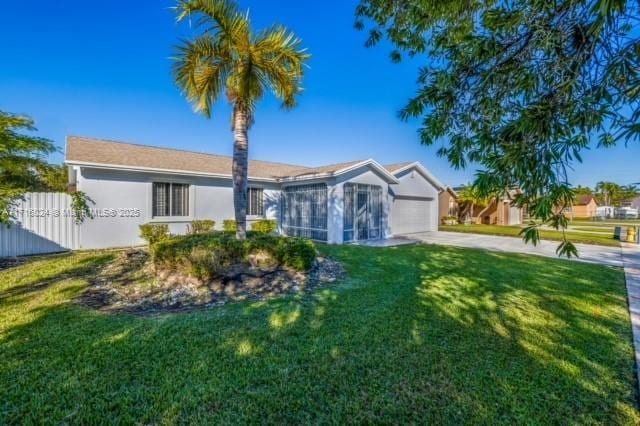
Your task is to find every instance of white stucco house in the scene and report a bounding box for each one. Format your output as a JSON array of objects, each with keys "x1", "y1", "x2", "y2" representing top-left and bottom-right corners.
[{"x1": 65, "y1": 136, "x2": 445, "y2": 248}]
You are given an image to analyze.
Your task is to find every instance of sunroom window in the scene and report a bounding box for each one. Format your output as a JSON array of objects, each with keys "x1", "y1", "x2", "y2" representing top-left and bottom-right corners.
[{"x1": 282, "y1": 183, "x2": 328, "y2": 241}]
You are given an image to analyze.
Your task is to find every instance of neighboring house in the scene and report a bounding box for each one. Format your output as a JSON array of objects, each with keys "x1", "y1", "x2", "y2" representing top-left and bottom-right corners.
[
  {"x1": 475, "y1": 190, "x2": 524, "y2": 226},
  {"x1": 565, "y1": 195, "x2": 598, "y2": 219},
  {"x1": 65, "y1": 136, "x2": 445, "y2": 249},
  {"x1": 438, "y1": 187, "x2": 459, "y2": 223},
  {"x1": 621, "y1": 196, "x2": 640, "y2": 210}
]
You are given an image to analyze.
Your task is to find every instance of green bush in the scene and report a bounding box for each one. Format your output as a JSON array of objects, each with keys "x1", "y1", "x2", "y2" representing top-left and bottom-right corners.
[
  {"x1": 185, "y1": 247, "x2": 221, "y2": 281},
  {"x1": 223, "y1": 219, "x2": 237, "y2": 232},
  {"x1": 139, "y1": 223, "x2": 169, "y2": 245},
  {"x1": 276, "y1": 237, "x2": 317, "y2": 271},
  {"x1": 187, "y1": 219, "x2": 215, "y2": 235},
  {"x1": 151, "y1": 233, "x2": 317, "y2": 280},
  {"x1": 251, "y1": 219, "x2": 277, "y2": 234}
]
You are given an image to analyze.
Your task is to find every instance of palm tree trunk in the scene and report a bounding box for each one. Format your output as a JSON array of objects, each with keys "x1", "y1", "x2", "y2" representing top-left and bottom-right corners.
[{"x1": 232, "y1": 107, "x2": 249, "y2": 240}]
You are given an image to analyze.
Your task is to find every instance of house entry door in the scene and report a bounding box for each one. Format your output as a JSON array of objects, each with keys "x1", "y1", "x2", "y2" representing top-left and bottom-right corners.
[
  {"x1": 343, "y1": 183, "x2": 383, "y2": 242},
  {"x1": 356, "y1": 190, "x2": 369, "y2": 240}
]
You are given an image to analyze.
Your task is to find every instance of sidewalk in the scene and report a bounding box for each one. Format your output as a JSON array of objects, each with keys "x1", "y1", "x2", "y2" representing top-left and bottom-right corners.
[{"x1": 622, "y1": 243, "x2": 640, "y2": 389}]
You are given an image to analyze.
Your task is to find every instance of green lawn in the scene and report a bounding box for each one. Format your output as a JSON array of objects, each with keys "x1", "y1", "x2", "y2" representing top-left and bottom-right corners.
[
  {"x1": 1, "y1": 245, "x2": 638, "y2": 423},
  {"x1": 440, "y1": 224, "x2": 621, "y2": 247}
]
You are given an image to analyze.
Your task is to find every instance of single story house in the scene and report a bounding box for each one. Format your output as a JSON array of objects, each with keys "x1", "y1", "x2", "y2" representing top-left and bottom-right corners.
[
  {"x1": 65, "y1": 136, "x2": 445, "y2": 248},
  {"x1": 474, "y1": 190, "x2": 524, "y2": 226},
  {"x1": 621, "y1": 196, "x2": 640, "y2": 210},
  {"x1": 565, "y1": 195, "x2": 598, "y2": 219},
  {"x1": 438, "y1": 186, "x2": 459, "y2": 223}
]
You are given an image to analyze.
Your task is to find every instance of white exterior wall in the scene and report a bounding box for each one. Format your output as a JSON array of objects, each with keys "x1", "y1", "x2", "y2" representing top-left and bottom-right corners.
[
  {"x1": 76, "y1": 166, "x2": 280, "y2": 249},
  {"x1": 71, "y1": 163, "x2": 440, "y2": 249},
  {"x1": 390, "y1": 168, "x2": 440, "y2": 233}
]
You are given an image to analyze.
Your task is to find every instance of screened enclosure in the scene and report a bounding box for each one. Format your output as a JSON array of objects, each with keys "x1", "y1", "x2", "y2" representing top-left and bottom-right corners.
[
  {"x1": 281, "y1": 183, "x2": 328, "y2": 241},
  {"x1": 343, "y1": 183, "x2": 383, "y2": 242}
]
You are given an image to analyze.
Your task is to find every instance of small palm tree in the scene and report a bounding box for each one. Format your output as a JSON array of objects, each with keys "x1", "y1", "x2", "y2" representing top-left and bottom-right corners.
[
  {"x1": 173, "y1": 0, "x2": 309, "y2": 239},
  {"x1": 456, "y1": 184, "x2": 489, "y2": 222}
]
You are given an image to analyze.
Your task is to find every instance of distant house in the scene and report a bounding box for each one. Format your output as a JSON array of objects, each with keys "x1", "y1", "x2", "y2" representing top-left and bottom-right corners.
[
  {"x1": 566, "y1": 195, "x2": 598, "y2": 219},
  {"x1": 475, "y1": 190, "x2": 524, "y2": 226},
  {"x1": 438, "y1": 187, "x2": 459, "y2": 223},
  {"x1": 621, "y1": 196, "x2": 640, "y2": 210}
]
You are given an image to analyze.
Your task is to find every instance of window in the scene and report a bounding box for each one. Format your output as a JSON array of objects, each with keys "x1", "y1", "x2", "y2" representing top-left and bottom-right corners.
[
  {"x1": 282, "y1": 183, "x2": 328, "y2": 241},
  {"x1": 248, "y1": 187, "x2": 264, "y2": 216},
  {"x1": 448, "y1": 197, "x2": 457, "y2": 216},
  {"x1": 152, "y1": 182, "x2": 189, "y2": 217}
]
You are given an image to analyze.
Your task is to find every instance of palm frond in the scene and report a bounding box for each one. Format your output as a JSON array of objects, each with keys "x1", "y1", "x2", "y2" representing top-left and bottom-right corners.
[
  {"x1": 252, "y1": 26, "x2": 310, "y2": 109},
  {"x1": 173, "y1": 0, "x2": 309, "y2": 118},
  {"x1": 173, "y1": 34, "x2": 231, "y2": 117}
]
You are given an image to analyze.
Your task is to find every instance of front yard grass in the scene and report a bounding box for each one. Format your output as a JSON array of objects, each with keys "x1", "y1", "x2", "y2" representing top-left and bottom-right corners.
[
  {"x1": 1, "y1": 245, "x2": 638, "y2": 423},
  {"x1": 440, "y1": 223, "x2": 621, "y2": 247}
]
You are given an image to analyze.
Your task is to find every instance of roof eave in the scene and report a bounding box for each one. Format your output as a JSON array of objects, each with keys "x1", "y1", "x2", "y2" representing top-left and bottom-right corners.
[
  {"x1": 334, "y1": 159, "x2": 400, "y2": 184},
  {"x1": 64, "y1": 160, "x2": 279, "y2": 182},
  {"x1": 391, "y1": 161, "x2": 445, "y2": 190}
]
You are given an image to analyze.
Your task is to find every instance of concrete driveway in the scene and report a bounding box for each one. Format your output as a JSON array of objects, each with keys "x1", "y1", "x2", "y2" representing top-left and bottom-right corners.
[{"x1": 401, "y1": 231, "x2": 624, "y2": 267}]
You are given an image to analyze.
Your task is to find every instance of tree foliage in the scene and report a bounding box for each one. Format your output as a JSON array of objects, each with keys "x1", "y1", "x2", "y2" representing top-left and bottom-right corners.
[
  {"x1": 572, "y1": 185, "x2": 594, "y2": 197},
  {"x1": 173, "y1": 0, "x2": 308, "y2": 120},
  {"x1": 356, "y1": 0, "x2": 640, "y2": 256},
  {"x1": 0, "y1": 111, "x2": 57, "y2": 224},
  {"x1": 0, "y1": 111, "x2": 91, "y2": 225},
  {"x1": 594, "y1": 181, "x2": 638, "y2": 205},
  {"x1": 0, "y1": 111, "x2": 57, "y2": 192}
]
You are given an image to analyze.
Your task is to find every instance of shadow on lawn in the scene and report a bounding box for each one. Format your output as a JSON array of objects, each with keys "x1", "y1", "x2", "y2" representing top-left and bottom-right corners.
[{"x1": 0, "y1": 245, "x2": 638, "y2": 424}]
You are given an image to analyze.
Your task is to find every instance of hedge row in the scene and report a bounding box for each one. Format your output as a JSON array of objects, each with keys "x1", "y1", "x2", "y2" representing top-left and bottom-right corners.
[{"x1": 151, "y1": 232, "x2": 317, "y2": 281}]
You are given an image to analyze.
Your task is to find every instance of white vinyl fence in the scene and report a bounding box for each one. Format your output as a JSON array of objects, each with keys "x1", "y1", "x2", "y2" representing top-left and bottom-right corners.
[{"x1": 0, "y1": 192, "x2": 80, "y2": 257}]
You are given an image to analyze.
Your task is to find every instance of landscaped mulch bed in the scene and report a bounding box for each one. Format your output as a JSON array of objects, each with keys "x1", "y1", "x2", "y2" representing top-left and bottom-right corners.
[{"x1": 80, "y1": 249, "x2": 344, "y2": 314}]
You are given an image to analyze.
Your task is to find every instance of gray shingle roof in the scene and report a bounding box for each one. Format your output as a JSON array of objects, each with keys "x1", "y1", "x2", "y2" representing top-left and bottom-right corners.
[{"x1": 66, "y1": 136, "x2": 408, "y2": 181}]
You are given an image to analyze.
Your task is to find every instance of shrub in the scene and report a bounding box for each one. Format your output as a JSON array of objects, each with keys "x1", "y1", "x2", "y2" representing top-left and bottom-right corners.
[
  {"x1": 151, "y1": 232, "x2": 317, "y2": 280},
  {"x1": 251, "y1": 219, "x2": 277, "y2": 234},
  {"x1": 275, "y1": 237, "x2": 317, "y2": 271},
  {"x1": 223, "y1": 219, "x2": 237, "y2": 232},
  {"x1": 187, "y1": 219, "x2": 215, "y2": 235},
  {"x1": 441, "y1": 215, "x2": 458, "y2": 225},
  {"x1": 152, "y1": 233, "x2": 245, "y2": 280},
  {"x1": 139, "y1": 223, "x2": 169, "y2": 245},
  {"x1": 185, "y1": 247, "x2": 222, "y2": 281}
]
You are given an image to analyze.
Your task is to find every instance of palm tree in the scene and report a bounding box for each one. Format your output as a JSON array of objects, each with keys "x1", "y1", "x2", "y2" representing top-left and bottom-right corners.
[
  {"x1": 595, "y1": 181, "x2": 621, "y2": 206},
  {"x1": 456, "y1": 184, "x2": 490, "y2": 222},
  {"x1": 173, "y1": 0, "x2": 309, "y2": 239}
]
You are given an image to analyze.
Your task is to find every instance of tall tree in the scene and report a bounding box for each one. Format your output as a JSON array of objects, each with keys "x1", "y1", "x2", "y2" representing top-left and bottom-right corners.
[
  {"x1": 619, "y1": 184, "x2": 639, "y2": 205},
  {"x1": 456, "y1": 184, "x2": 490, "y2": 221},
  {"x1": 0, "y1": 111, "x2": 57, "y2": 223},
  {"x1": 356, "y1": 0, "x2": 640, "y2": 256},
  {"x1": 573, "y1": 185, "x2": 593, "y2": 196},
  {"x1": 173, "y1": 0, "x2": 309, "y2": 239},
  {"x1": 595, "y1": 181, "x2": 622, "y2": 205}
]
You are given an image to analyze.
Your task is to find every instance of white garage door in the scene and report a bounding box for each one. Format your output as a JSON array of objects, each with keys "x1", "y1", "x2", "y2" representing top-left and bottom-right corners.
[
  {"x1": 392, "y1": 197, "x2": 432, "y2": 235},
  {"x1": 509, "y1": 206, "x2": 522, "y2": 225}
]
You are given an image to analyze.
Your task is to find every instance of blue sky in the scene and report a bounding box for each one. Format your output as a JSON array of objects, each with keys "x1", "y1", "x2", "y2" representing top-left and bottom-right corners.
[{"x1": 2, "y1": 0, "x2": 638, "y2": 187}]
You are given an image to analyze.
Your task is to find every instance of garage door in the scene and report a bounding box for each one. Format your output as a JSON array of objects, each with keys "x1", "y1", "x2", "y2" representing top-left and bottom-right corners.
[
  {"x1": 392, "y1": 197, "x2": 432, "y2": 235},
  {"x1": 509, "y1": 206, "x2": 522, "y2": 225}
]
